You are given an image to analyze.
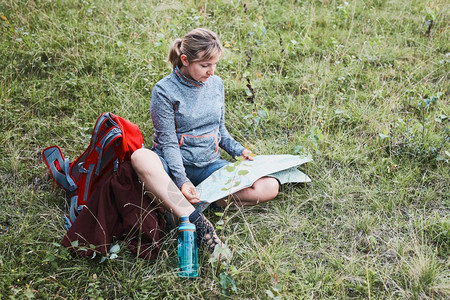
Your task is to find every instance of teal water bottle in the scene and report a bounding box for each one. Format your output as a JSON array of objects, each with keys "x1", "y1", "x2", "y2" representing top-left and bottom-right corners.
[{"x1": 177, "y1": 215, "x2": 198, "y2": 277}]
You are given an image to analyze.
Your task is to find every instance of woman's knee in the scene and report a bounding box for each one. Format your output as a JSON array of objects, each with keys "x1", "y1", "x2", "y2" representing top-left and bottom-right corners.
[
  {"x1": 263, "y1": 177, "x2": 279, "y2": 200},
  {"x1": 132, "y1": 148, "x2": 154, "y2": 162},
  {"x1": 253, "y1": 177, "x2": 279, "y2": 201},
  {"x1": 131, "y1": 148, "x2": 161, "y2": 172}
]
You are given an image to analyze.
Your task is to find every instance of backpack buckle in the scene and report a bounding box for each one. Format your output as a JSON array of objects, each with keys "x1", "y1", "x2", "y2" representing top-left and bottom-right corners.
[{"x1": 78, "y1": 162, "x2": 88, "y2": 173}]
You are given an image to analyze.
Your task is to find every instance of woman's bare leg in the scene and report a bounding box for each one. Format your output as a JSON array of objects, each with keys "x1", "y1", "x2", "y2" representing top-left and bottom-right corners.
[
  {"x1": 215, "y1": 177, "x2": 279, "y2": 207},
  {"x1": 131, "y1": 148, "x2": 195, "y2": 218},
  {"x1": 131, "y1": 148, "x2": 223, "y2": 255}
]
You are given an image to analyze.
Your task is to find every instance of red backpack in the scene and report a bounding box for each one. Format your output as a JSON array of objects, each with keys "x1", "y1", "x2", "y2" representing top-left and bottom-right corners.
[{"x1": 42, "y1": 112, "x2": 144, "y2": 229}]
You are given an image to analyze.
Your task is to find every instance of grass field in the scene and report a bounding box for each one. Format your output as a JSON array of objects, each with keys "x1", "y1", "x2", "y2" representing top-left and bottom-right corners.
[{"x1": 1, "y1": 0, "x2": 449, "y2": 298}]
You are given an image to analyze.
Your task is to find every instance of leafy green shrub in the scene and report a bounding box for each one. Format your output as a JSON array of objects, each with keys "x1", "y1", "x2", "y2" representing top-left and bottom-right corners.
[{"x1": 380, "y1": 91, "x2": 448, "y2": 164}]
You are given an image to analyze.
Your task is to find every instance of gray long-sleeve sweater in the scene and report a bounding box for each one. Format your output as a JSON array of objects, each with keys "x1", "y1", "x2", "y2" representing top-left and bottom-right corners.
[{"x1": 150, "y1": 66, "x2": 245, "y2": 188}]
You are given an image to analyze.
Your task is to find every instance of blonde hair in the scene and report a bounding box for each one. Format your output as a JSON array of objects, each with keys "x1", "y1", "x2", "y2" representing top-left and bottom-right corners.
[{"x1": 168, "y1": 28, "x2": 223, "y2": 69}]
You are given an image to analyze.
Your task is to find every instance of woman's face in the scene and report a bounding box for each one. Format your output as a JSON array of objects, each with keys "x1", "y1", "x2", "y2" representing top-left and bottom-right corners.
[{"x1": 180, "y1": 54, "x2": 220, "y2": 83}]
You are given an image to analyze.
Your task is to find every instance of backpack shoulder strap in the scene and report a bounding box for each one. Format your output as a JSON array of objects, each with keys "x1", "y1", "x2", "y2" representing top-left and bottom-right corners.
[{"x1": 42, "y1": 146, "x2": 77, "y2": 192}]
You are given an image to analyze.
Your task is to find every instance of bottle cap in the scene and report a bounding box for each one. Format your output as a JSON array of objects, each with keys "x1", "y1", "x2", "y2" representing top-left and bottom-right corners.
[{"x1": 179, "y1": 215, "x2": 196, "y2": 231}]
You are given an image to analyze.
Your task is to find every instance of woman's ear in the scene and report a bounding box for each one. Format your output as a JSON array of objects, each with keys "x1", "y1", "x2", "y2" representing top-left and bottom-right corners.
[{"x1": 180, "y1": 54, "x2": 189, "y2": 66}]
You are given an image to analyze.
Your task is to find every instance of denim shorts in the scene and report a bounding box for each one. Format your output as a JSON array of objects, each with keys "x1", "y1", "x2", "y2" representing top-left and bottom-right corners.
[{"x1": 157, "y1": 153, "x2": 229, "y2": 186}]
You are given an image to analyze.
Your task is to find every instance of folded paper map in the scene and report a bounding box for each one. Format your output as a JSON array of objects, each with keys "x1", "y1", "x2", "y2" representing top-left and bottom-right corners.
[{"x1": 195, "y1": 154, "x2": 312, "y2": 210}]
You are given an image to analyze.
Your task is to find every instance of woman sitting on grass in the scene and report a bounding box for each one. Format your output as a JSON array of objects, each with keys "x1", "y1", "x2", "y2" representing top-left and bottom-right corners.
[{"x1": 131, "y1": 28, "x2": 279, "y2": 255}]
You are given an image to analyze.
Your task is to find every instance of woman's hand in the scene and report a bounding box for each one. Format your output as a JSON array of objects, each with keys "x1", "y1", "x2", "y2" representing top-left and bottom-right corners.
[
  {"x1": 241, "y1": 149, "x2": 254, "y2": 161},
  {"x1": 181, "y1": 181, "x2": 200, "y2": 204}
]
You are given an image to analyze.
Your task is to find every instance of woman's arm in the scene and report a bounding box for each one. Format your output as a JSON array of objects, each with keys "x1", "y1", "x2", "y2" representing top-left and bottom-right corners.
[
  {"x1": 218, "y1": 108, "x2": 245, "y2": 157},
  {"x1": 150, "y1": 86, "x2": 190, "y2": 189},
  {"x1": 217, "y1": 82, "x2": 245, "y2": 158}
]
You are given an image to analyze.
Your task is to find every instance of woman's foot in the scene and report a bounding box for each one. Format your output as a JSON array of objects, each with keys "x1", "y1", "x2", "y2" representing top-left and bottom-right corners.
[{"x1": 189, "y1": 210, "x2": 222, "y2": 254}]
